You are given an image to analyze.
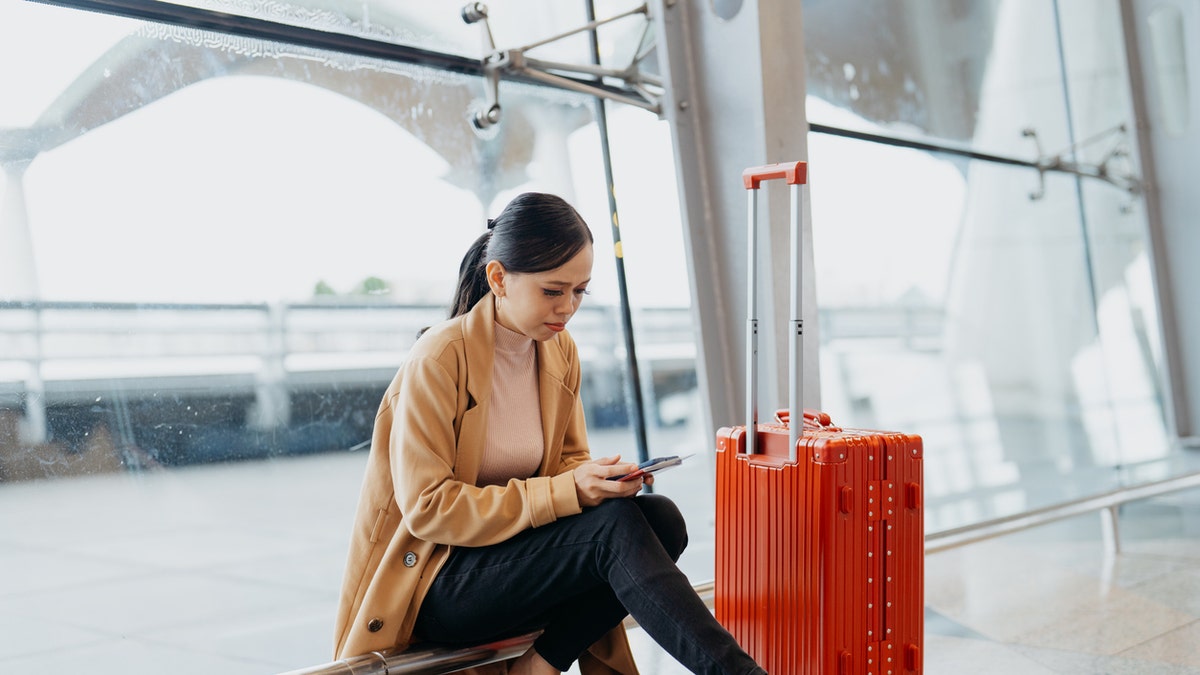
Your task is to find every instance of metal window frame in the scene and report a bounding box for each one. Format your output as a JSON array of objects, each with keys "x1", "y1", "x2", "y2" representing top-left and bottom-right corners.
[{"x1": 28, "y1": 0, "x2": 656, "y2": 115}]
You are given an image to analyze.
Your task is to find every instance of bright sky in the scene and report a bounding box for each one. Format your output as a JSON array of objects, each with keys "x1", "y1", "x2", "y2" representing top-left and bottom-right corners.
[
  {"x1": 0, "y1": 6, "x2": 120, "y2": 125},
  {"x1": 18, "y1": 75, "x2": 473, "y2": 303}
]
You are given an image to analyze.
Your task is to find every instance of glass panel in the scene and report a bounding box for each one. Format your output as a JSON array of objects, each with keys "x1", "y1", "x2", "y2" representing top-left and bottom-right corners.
[
  {"x1": 580, "y1": 103, "x2": 712, "y2": 580},
  {"x1": 1076, "y1": 179, "x2": 1185, "y2": 484},
  {"x1": 810, "y1": 125, "x2": 1133, "y2": 532},
  {"x1": 1146, "y1": 3, "x2": 1190, "y2": 136},
  {"x1": 802, "y1": 0, "x2": 1071, "y2": 162},
  {"x1": 0, "y1": 17, "x2": 640, "y2": 444},
  {"x1": 161, "y1": 0, "x2": 653, "y2": 68},
  {"x1": 1055, "y1": 0, "x2": 1190, "y2": 481},
  {"x1": 806, "y1": 0, "x2": 1185, "y2": 530},
  {"x1": 0, "y1": 1, "x2": 643, "y2": 672}
]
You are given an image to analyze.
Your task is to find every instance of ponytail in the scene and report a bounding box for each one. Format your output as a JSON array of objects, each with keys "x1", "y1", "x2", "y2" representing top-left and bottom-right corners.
[
  {"x1": 450, "y1": 230, "x2": 493, "y2": 319},
  {"x1": 422, "y1": 192, "x2": 592, "y2": 338}
]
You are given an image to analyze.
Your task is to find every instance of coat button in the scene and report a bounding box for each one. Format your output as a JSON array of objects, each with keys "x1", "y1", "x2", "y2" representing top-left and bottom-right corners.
[
  {"x1": 403, "y1": 551, "x2": 418, "y2": 567},
  {"x1": 367, "y1": 618, "x2": 384, "y2": 632}
]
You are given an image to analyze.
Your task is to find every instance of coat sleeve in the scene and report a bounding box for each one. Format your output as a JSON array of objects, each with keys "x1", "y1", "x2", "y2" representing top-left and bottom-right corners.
[{"x1": 392, "y1": 348, "x2": 581, "y2": 547}]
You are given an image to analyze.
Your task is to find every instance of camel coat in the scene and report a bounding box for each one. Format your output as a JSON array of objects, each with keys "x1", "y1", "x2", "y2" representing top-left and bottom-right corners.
[{"x1": 333, "y1": 294, "x2": 638, "y2": 675}]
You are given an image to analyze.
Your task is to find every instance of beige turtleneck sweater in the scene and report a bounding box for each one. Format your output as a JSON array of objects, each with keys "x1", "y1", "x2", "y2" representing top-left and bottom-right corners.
[{"x1": 477, "y1": 322, "x2": 545, "y2": 487}]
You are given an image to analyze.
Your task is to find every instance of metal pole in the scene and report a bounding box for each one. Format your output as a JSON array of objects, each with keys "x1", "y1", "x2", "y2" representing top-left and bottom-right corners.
[
  {"x1": 746, "y1": 188, "x2": 758, "y2": 456},
  {"x1": 1100, "y1": 504, "x2": 1121, "y2": 556},
  {"x1": 28, "y1": 0, "x2": 652, "y2": 109},
  {"x1": 788, "y1": 182, "x2": 802, "y2": 460},
  {"x1": 585, "y1": 0, "x2": 650, "y2": 470}
]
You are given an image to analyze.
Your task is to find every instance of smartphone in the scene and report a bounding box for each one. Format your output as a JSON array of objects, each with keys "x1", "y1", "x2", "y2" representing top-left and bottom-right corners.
[{"x1": 607, "y1": 454, "x2": 693, "y2": 482}]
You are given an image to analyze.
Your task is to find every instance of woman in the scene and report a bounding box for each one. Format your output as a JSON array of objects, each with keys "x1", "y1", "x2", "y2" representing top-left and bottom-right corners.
[{"x1": 334, "y1": 192, "x2": 765, "y2": 675}]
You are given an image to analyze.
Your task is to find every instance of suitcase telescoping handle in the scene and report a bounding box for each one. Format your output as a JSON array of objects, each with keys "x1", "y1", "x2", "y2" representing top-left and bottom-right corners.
[{"x1": 742, "y1": 161, "x2": 808, "y2": 461}]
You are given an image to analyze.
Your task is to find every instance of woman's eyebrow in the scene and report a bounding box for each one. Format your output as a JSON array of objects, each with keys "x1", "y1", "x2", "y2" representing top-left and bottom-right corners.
[{"x1": 544, "y1": 278, "x2": 591, "y2": 286}]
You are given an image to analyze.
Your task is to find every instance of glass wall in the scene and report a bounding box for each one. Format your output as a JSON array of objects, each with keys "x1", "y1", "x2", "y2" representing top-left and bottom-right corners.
[
  {"x1": 149, "y1": 0, "x2": 651, "y2": 66},
  {"x1": 803, "y1": 0, "x2": 1188, "y2": 530},
  {"x1": 2, "y1": 0, "x2": 1193, "y2": 672},
  {"x1": 0, "y1": 1, "x2": 673, "y2": 672},
  {"x1": 802, "y1": 0, "x2": 1070, "y2": 159},
  {"x1": 579, "y1": 103, "x2": 709, "y2": 573}
]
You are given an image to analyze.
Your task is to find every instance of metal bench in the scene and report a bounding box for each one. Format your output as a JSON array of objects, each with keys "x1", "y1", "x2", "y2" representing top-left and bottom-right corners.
[
  {"x1": 278, "y1": 632, "x2": 541, "y2": 675},
  {"x1": 280, "y1": 583, "x2": 715, "y2": 675}
]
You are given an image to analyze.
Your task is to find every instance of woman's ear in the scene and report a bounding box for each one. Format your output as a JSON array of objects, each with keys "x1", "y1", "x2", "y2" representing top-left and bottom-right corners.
[{"x1": 485, "y1": 260, "x2": 506, "y2": 297}]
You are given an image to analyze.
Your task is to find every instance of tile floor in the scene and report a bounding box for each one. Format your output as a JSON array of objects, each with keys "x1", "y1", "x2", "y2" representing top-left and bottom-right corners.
[{"x1": 1, "y1": 449, "x2": 1198, "y2": 674}]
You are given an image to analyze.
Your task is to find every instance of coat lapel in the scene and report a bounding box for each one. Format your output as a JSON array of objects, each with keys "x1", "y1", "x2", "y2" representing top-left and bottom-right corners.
[
  {"x1": 458, "y1": 293, "x2": 574, "y2": 480},
  {"x1": 456, "y1": 295, "x2": 496, "y2": 484},
  {"x1": 536, "y1": 334, "x2": 573, "y2": 475}
]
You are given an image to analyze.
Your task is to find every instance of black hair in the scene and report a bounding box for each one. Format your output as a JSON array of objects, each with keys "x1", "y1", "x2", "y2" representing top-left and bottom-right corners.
[{"x1": 448, "y1": 192, "x2": 594, "y2": 319}]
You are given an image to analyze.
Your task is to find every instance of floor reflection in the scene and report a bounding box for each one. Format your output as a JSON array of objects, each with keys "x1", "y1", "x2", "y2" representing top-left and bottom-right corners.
[{"x1": 0, "y1": 442, "x2": 1197, "y2": 674}]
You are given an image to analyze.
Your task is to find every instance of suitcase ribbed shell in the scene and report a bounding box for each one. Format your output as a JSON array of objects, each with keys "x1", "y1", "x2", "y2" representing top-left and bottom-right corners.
[{"x1": 715, "y1": 420, "x2": 923, "y2": 675}]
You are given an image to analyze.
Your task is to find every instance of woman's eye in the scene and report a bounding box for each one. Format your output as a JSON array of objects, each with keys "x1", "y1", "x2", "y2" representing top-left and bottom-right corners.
[{"x1": 543, "y1": 288, "x2": 589, "y2": 297}]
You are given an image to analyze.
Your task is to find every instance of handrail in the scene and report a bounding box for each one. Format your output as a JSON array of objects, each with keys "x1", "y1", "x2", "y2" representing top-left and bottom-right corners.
[
  {"x1": 281, "y1": 470, "x2": 1200, "y2": 674},
  {"x1": 925, "y1": 469, "x2": 1200, "y2": 554}
]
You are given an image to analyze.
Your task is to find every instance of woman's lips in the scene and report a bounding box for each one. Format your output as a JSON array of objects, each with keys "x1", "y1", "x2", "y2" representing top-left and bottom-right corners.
[{"x1": 546, "y1": 323, "x2": 565, "y2": 332}]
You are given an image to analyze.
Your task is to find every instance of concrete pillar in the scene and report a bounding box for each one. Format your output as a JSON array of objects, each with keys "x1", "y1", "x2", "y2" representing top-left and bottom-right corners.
[
  {"x1": 249, "y1": 302, "x2": 290, "y2": 431},
  {"x1": 1, "y1": 159, "x2": 47, "y2": 443},
  {"x1": 1, "y1": 160, "x2": 38, "y2": 300}
]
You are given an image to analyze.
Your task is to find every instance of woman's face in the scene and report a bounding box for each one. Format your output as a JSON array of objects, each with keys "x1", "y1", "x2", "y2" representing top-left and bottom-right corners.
[{"x1": 488, "y1": 244, "x2": 594, "y2": 342}]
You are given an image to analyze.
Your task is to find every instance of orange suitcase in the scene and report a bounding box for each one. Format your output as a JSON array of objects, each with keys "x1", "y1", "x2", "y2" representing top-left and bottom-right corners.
[{"x1": 714, "y1": 162, "x2": 924, "y2": 674}]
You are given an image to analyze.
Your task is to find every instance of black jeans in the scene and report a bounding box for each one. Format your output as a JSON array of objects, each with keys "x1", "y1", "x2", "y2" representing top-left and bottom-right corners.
[{"x1": 414, "y1": 494, "x2": 765, "y2": 675}]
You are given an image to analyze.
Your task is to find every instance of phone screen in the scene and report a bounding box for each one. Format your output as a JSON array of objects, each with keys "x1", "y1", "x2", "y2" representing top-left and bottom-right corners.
[{"x1": 608, "y1": 455, "x2": 692, "y2": 481}]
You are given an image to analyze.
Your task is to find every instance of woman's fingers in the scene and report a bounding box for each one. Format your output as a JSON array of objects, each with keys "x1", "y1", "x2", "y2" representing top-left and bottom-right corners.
[{"x1": 573, "y1": 456, "x2": 643, "y2": 506}]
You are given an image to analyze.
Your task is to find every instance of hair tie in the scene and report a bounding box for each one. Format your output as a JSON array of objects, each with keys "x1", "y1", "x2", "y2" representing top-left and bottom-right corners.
[{"x1": 486, "y1": 218, "x2": 496, "y2": 229}]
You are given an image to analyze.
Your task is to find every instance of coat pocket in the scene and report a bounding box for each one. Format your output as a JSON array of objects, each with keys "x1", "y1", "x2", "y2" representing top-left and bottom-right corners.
[{"x1": 369, "y1": 508, "x2": 388, "y2": 543}]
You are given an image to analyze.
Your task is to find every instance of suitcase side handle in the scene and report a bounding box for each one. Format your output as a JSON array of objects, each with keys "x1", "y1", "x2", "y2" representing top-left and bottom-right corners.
[
  {"x1": 742, "y1": 160, "x2": 809, "y2": 461},
  {"x1": 774, "y1": 408, "x2": 832, "y2": 428}
]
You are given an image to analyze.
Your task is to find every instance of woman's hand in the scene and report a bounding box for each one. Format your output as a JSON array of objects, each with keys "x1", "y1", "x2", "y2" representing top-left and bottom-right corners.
[{"x1": 573, "y1": 455, "x2": 644, "y2": 508}]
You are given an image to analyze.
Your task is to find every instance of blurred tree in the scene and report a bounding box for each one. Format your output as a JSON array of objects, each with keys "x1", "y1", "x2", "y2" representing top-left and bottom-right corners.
[{"x1": 355, "y1": 276, "x2": 390, "y2": 296}]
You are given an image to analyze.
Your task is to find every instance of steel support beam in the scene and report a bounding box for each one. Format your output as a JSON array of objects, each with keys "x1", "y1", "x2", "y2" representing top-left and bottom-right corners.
[
  {"x1": 1120, "y1": 0, "x2": 1199, "y2": 440},
  {"x1": 651, "y1": 0, "x2": 819, "y2": 439}
]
